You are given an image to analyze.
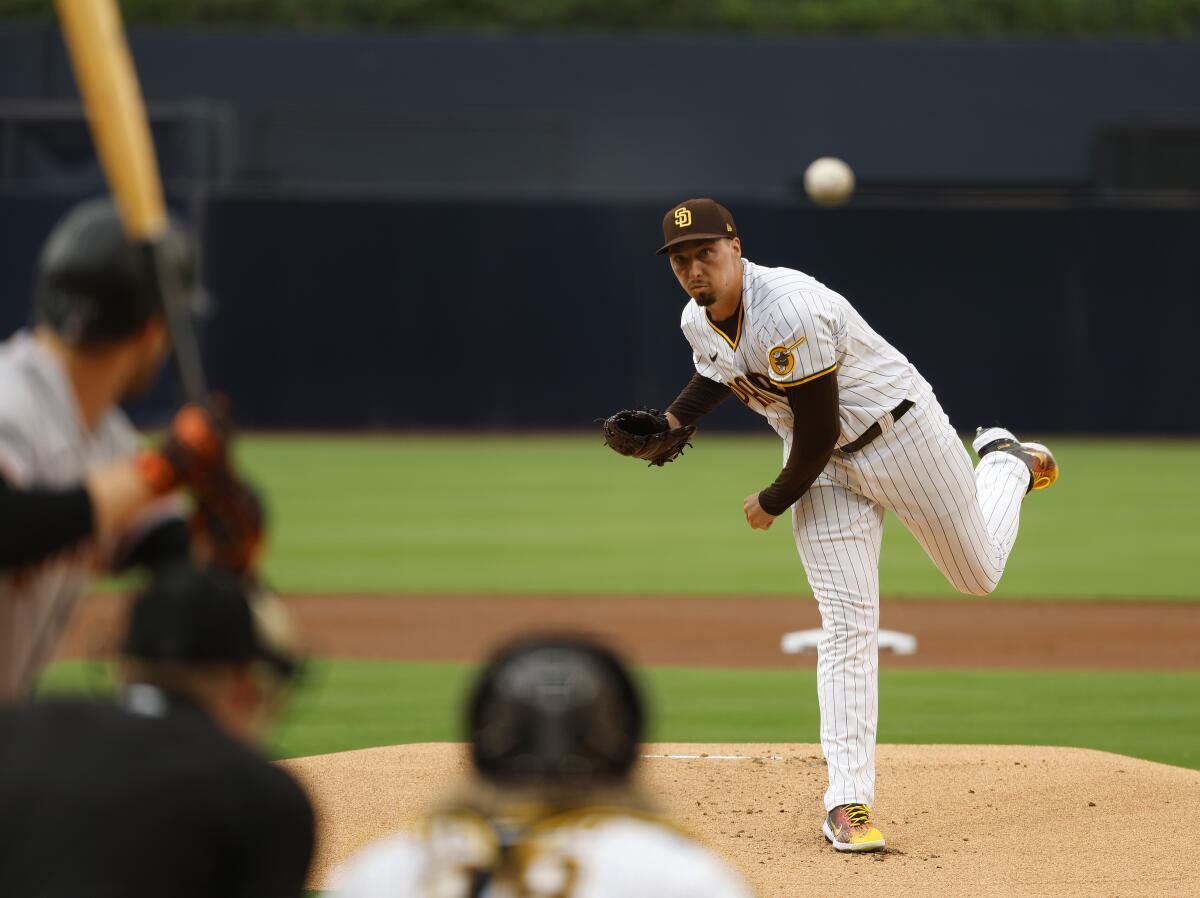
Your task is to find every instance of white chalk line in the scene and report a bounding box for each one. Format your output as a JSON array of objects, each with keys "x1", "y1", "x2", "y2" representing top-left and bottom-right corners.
[{"x1": 640, "y1": 754, "x2": 785, "y2": 761}]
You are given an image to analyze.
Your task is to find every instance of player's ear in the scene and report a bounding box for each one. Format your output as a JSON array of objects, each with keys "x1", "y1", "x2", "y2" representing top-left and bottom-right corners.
[
  {"x1": 134, "y1": 315, "x2": 168, "y2": 355},
  {"x1": 729, "y1": 237, "x2": 741, "y2": 257}
]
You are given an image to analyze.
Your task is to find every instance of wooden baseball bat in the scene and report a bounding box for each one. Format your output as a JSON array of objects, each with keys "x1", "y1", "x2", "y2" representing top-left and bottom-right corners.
[{"x1": 53, "y1": 0, "x2": 208, "y2": 402}]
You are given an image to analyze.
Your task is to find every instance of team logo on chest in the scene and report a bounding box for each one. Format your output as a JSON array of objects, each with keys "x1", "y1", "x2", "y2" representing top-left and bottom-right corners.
[{"x1": 767, "y1": 336, "x2": 806, "y2": 377}]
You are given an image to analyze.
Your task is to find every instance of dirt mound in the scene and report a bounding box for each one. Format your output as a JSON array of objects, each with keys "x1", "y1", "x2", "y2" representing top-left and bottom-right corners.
[{"x1": 284, "y1": 743, "x2": 1199, "y2": 897}]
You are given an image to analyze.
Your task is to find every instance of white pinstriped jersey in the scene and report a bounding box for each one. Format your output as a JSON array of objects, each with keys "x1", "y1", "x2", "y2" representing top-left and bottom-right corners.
[
  {"x1": 0, "y1": 331, "x2": 139, "y2": 699},
  {"x1": 329, "y1": 806, "x2": 755, "y2": 898},
  {"x1": 680, "y1": 260, "x2": 915, "y2": 445},
  {"x1": 676, "y1": 257, "x2": 1039, "y2": 819}
]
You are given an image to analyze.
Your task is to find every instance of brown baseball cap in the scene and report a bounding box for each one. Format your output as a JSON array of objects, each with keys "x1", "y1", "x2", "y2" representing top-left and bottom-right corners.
[{"x1": 656, "y1": 198, "x2": 738, "y2": 255}]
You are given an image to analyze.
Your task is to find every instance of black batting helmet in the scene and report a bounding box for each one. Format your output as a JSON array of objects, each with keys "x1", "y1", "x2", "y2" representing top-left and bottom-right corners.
[
  {"x1": 468, "y1": 635, "x2": 644, "y2": 787},
  {"x1": 123, "y1": 564, "x2": 300, "y2": 682},
  {"x1": 32, "y1": 197, "x2": 203, "y2": 344}
]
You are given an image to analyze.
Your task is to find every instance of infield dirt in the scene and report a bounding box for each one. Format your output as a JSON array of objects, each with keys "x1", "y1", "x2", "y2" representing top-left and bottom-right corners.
[
  {"x1": 61, "y1": 593, "x2": 1200, "y2": 669},
  {"x1": 59, "y1": 593, "x2": 1199, "y2": 894},
  {"x1": 286, "y1": 741, "x2": 1200, "y2": 897}
]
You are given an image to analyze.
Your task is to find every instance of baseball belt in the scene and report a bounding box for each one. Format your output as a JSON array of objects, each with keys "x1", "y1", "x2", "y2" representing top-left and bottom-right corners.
[{"x1": 839, "y1": 399, "x2": 915, "y2": 454}]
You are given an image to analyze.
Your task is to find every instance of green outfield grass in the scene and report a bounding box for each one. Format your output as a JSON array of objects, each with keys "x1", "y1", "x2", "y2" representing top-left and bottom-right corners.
[
  {"x1": 40, "y1": 660, "x2": 1200, "y2": 770},
  {"x1": 230, "y1": 434, "x2": 1199, "y2": 599}
]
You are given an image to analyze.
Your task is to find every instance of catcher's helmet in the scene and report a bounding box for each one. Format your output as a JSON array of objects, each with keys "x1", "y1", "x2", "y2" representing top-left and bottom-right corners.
[
  {"x1": 468, "y1": 635, "x2": 644, "y2": 786},
  {"x1": 33, "y1": 197, "x2": 203, "y2": 344}
]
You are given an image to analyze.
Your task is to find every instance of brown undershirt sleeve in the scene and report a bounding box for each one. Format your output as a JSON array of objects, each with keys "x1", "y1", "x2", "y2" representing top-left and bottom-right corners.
[
  {"x1": 757, "y1": 370, "x2": 841, "y2": 516},
  {"x1": 666, "y1": 373, "x2": 733, "y2": 426}
]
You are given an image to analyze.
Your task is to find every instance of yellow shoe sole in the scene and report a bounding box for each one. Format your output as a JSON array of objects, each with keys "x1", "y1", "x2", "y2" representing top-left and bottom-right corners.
[{"x1": 822, "y1": 819, "x2": 886, "y2": 852}]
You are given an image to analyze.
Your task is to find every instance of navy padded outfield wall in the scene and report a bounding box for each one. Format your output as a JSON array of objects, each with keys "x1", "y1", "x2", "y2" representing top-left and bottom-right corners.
[
  {"x1": 6, "y1": 27, "x2": 1200, "y2": 194},
  {"x1": 0, "y1": 193, "x2": 1196, "y2": 434},
  {"x1": 2, "y1": 28, "x2": 1198, "y2": 432}
]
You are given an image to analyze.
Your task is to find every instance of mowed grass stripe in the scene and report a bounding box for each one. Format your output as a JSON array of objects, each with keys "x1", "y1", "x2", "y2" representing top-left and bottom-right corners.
[
  {"x1": 231, "y1": 434, "x2": 1200, "y2": 599},
  {"x1": 39, "y1": 660, "x2": 1200, "y2": 770}
]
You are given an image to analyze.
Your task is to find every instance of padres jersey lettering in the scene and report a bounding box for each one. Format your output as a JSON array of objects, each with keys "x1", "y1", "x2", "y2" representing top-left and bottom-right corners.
[{"x1": 727, "y1": 374, "x2": 784, "y2": 409}]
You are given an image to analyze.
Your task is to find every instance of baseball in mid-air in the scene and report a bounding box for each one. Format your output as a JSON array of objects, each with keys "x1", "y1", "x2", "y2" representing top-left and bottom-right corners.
[{"x1": 803, "y1": 157, "x2": 855, "y2": 206}]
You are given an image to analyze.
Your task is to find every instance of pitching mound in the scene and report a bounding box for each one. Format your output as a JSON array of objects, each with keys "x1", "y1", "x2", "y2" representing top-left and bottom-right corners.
[{"x1": 284, "y1": 743, "x2": 1199, "y2": 897}]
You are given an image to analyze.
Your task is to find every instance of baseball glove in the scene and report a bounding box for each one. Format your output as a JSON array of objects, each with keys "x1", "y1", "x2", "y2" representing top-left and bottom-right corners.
[{"x1": 600, "y1": 408, "x2": 696, "y2": 467}]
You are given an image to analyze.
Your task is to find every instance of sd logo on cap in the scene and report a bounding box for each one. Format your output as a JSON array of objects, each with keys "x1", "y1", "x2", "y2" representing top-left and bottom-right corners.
[{"x1": 657, "y1": 198, "x2": 737, "y2": 255}]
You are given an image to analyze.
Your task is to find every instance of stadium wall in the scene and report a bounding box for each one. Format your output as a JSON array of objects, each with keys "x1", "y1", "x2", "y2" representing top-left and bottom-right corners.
[{"x1": 0, "y1": 192, "x2": 1195, "y2": 434}]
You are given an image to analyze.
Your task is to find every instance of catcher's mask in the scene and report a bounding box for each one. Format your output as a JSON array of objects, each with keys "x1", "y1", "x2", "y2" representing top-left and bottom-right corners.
[{"x1": 468, "y1": 635, "x2": 644, "y2": 787}]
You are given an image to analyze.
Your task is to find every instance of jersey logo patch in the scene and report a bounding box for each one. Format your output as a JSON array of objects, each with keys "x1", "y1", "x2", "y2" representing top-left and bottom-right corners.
[
  {"x1": 674, "y1": 207, "x2": 692, "y2": 228},
  {"x1": 768, "y1": 336, "x2": 805, "y2": 377}
]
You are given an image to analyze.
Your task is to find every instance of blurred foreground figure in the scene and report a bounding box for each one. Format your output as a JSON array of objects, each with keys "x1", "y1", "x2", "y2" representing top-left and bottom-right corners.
[
  {"x1": 0, "y1": 565, "x2": 313, "y2": 898},
  {"x1": 329, "y1": 635, "x2": 755, "y2": 898},
  {"x1": 0, "y1": 198, "x2": 262, "y2": 701}
]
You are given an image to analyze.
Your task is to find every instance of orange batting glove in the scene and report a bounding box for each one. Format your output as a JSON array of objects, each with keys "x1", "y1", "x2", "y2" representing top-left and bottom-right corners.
[{"x1": 135, "y1": 402, "x2": 230, "y2": 496}]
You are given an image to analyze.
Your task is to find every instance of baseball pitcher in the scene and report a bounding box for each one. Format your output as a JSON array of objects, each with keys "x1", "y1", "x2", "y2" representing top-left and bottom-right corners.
[{"x1": 601, "y1": 199, "x2": 1057, "y2": 851}]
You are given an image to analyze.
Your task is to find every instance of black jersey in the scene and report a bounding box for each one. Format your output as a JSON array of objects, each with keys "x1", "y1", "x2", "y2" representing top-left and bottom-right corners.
[{"x1": 0, "y1": 689, "x2": 313, "y2": 898}]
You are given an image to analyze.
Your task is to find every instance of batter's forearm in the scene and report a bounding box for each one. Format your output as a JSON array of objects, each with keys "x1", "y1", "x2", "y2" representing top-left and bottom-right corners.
[
  {"x1": 86, "y1": 460, "x2": 157, "y2": 535},
  {"x1": 666, "y1": 373, "x2": 732, "y2": 427}
]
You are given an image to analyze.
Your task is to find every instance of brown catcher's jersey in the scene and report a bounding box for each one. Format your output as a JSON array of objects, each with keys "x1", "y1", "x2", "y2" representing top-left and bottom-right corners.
[
  {"x1": 680, "y1": 259, "x2": 915, "y2": 446},
  {"x1": 328, "y1": 802, "x2": 755, "y2": 898}
]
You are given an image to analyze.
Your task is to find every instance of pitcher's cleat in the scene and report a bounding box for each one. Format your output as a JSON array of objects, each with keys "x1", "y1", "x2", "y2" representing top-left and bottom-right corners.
[
  {"x1": 822, "y1": 803, "x2": 886, "y2": 852},
  {"x1": 973, "y1": 427, "x2": 1058, "y2": 493}
]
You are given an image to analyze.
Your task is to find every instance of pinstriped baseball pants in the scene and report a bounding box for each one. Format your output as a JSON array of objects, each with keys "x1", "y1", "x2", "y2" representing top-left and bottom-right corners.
[{"x1": 789, "y1": 378, "x2": 1030, "y2": 811}]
